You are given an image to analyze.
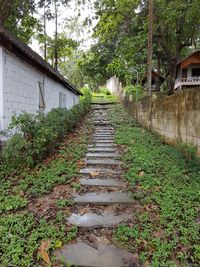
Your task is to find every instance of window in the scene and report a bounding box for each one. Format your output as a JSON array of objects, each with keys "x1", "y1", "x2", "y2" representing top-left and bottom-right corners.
[
  {"x1": 73, "y1": 97, "x2": 76, "y2": 105},
  {"x1": 192, "y1": 68, "x2": 200, "y2": 77},
  {"x1": 38, "y1": 81, "x2": 45, "y2": 113},
  {"x1": 59, "y1": 92, "x2": 67, "y2": 108}
]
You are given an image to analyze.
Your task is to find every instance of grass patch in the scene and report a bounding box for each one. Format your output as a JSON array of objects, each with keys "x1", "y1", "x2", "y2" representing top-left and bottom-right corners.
[
  {"x1": 109, "y1": 105, "x2": 200, "y2": 267},
  {"x1": 92, "y1": 91, "x2": 118, "y2": 103}
]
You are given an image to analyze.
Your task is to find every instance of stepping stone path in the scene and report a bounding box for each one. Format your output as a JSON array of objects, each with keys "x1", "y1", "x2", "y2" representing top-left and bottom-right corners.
[{"x1": 54, "y1": 103, "x2": 138, "y2": 267}]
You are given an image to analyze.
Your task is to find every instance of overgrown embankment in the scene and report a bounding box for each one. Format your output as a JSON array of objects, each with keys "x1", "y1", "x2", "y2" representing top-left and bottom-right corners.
[
  {"x1": 109, "y1": 105, "x2": 200, "y2": 267},
  {"x1": 0, "y1": 92, "x2": 93, "y2": 266}
]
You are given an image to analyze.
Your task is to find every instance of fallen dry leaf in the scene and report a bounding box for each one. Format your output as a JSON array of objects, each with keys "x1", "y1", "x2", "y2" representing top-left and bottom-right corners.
[
  {"x1": 139, "y1": 171, "x2": 145, "y2": 176},
  {"x1": 77, "y1": 159, "x2": 85, "y2": 168},
  {"x1": 38, "y1": 240, "x2": 51, "y2": 265},
  {"x1": 90, "y1": 171, "x2": 99, "y2": 177}
]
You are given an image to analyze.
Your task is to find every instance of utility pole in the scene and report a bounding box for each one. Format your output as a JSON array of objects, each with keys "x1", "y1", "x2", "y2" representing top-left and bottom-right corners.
[
  {"x1": 147, "y1": 0, "x2": 153, "y2": 95},
  {"x1": 54, "y1": 0, "x2": 58, "y2": 70}
]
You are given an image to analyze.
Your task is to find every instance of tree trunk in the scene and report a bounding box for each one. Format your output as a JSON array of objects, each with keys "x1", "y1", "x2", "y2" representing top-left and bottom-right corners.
[
  {"x1": 168, "y1": 58, "x2": 178, "y2": 95},
  {"x1": 54, "y1": 0, "x2": 58, "y2": 70},
  {"x1": 147, "y1": 0, "x2": 153, "y2": 95},
  {"x1": 43, "y1": 1, "x2": 47, "y2": 61},
  {"x1": 156, "y1": 56, "x2": 161, "y2": 91}
]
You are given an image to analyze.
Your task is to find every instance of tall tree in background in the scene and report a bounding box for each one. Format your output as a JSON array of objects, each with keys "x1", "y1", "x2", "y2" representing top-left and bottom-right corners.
[
  {"x1": 0, "y1": 0, "x2": 38, "y2": 43},
  {"x1": 147, "y1": 0, "x2": 153, "y2": 95}
]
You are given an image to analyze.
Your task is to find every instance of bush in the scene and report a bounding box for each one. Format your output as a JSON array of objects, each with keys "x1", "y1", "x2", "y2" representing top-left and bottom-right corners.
[
  {"x1": 99, "y1": 87, "x2": 111, "y2": 95},
  {"x1": 124, "y1": 84, "x2": 145, "y2": 101},
  {"x1": 1, "y1": 92, "x2": 91, "y2": 172}
]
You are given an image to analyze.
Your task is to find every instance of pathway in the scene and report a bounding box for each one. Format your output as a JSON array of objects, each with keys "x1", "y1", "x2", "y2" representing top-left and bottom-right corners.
[{"x1": 54, "y1": 103, "x2": 139, "y2": 267}]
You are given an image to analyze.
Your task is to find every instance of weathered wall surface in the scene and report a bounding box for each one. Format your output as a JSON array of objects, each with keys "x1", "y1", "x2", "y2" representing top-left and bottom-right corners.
[
  {"x1": 1, "y1": 47, "x2": 79, "y2": 131},
  {"x1": 106, "y1": 75, "x2": 122, "y2": 94},
  {"x1": 121, "y1": 88, "x2": 200, "y2": 153}
]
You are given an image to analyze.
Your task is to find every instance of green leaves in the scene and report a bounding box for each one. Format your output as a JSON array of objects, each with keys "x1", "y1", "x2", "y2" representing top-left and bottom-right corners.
[
  {"x1": 1, "y1": 93, "x2": 91, "y2": 172},
  {"x1": 110, "y1": 104, "x2": 200, "y2": 266}
]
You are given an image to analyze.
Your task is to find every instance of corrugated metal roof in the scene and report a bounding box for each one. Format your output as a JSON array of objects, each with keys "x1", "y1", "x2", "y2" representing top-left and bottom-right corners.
[{"x1": 0, "y1": 24, "x2": 82, "y2": 96}]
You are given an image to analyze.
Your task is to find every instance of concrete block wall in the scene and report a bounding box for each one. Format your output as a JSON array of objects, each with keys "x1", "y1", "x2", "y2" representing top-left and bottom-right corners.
[
  {"x1": 122, "y1": 88, "x2": 200, "y2": 154},
  {"x1": 106, "y1": 75, "x2": 122, "y2": 94},
  {"x1": 1, "y1": 47, "x2": 79, "y2": 131},
  {"x1": 0, "y1": 47, "x2": 4, "y2": 132}
]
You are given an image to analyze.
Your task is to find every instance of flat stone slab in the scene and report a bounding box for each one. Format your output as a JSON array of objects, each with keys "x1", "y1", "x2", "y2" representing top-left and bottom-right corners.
[
  {"x1": 85, "y1": 159, "x2": 121, "y2": 166},
  {"x1": 79, "y1": 167, "x2": 121, "y2": 176},
  {"x1": 87, "y1": 147, "x2": 117, "y2": 153},
  {"x1": 74, "y1": 192, "x2": 133, "y2": 205},
  {"x1": 88, "y1": 143, "x2": 116, "y2": 148},
  {"x1": 93, "y1": 135, "x2": 114, "y2": 139},
  {"x1": 93, "y1": 141, "x2": 115, "y2": 144},
  {"x1": 93, "y1": 134, "x2": 114, "y2": 137},
  {"x1": 80, "y1": 178, "x2": 124, "y2": 187},
  {"x1": 95, "y1": 128, "x2": 114, "y2": 130},
  {"x1": 94, "y1": 139, "x2": 115, "y2": 142},
  {"x1": 86, "y1": 153, "x2": 119, "y2": 158},
  {"x1": 54, "y1": 241, "x2": 134, "y2": 267},
  {"x1": 68, "y1": 213, "x2": 133, "y2": 228}
]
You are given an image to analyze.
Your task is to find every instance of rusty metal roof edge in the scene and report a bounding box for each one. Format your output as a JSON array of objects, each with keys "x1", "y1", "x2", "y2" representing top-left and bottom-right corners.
[{"x1": 0, "y1": 24, "x2": 83, "y2": 96}]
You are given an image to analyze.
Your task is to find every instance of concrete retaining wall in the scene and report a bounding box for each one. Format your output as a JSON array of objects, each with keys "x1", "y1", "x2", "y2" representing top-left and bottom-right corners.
[{"x1": 121, "y1": 88, "x2": 200, "y2": 154}]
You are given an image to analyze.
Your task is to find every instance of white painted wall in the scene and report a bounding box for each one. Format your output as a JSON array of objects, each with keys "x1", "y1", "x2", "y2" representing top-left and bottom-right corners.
[
  {"x1": 0, "y1": 46, "x2": 4, "y2": 132},
  {"x1": 1, "y1": 49, "x2": 79, "y2": 131},
  {"x1": 106, "y1": 75, "x2": 122, "y2": 94}
]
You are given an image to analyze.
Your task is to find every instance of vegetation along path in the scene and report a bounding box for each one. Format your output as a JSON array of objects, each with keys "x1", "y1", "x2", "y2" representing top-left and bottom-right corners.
[
  {"x1": 54, "y1": 103, "x2": 200, "y2": 267},
  {"x1": 1, "y1": 101, "x2": 199, "y2": 266}
]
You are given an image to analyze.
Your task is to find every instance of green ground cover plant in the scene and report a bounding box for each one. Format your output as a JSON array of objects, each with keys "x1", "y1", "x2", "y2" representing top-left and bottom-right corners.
[
  {"x1": 109, "y1": 105, "x2": 200, "y2": 267},
  {"x1": 0, "y1": 91, "x2": 92, "y2": 266},
  {"x1": 92, "y1": 90, "x2": 118, "y2": 103}
]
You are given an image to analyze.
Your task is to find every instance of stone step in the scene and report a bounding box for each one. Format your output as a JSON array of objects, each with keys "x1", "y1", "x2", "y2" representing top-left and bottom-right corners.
[
  {"x1": 85, "y1": 159, "x2": 121, "y2": 166},
  {"x1": 92, "y1": 140, "x2": 115, "y2": 144},
  {"x1": 79, "y1": 167, "x2": 121, "y2": 176},
  {"x1": 68, "y1": 213, "x2": 133, "y2": 229},
  {"x1": 54, "y1": 241, "x2": 134, "y2": 267},
  {"x1": 74, "y1": 192, "x2": 133, "y2": 205},
  {"x1": 93, "y1": 137, "x2": 114, "y2": 141},
  {"x1": 86, "y1": 153, "x2": 119, "y2": 158},
  {"x1": 94, "y1": 123, "x2": 112, "y2": 126},
  {"x1": 87, "y1": 147, "x2": 117, "y2": 153},
  {"x1": 94, "y1": 132, "x2": 114, "y2": 135},
  {"x1": 93, "y1": 132, "x2": 114, "y2": 135},
  {"x1": 88, "y1": 144, "x2": 116, "y2": 148},
  {"x1": 80, "y1": 178, "x2": 124, "y2": 187},
  {"x1": 93, "y1": 133, "x2": 114, "y2": 136},
  {"x1": 94, "y1": 128, "x2": 114, "y2": 131}
]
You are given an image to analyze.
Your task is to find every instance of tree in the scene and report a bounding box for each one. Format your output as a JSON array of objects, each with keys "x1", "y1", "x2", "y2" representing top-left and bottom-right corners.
[
  {"x1": 153, "y1": 0, "x2": 200, "y2": 94},
  {"x1": 147, "y1": 0, "x2": 153, "y2": 95},
  {"x1": 0, "y1": 0, "x2": 38, "y2": 43}
]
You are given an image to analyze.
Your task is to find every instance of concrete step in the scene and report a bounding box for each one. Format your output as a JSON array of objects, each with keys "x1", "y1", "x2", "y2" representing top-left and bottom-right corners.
[
  {"x1": 85, "y1": 153, "x2": 119, "y2": 158},
  {"x1": 85, "y1": 159, "x2": 121, "y2": 166},
  {"x1": 80, "y1": 178, "x2": 124, "y2": 187},
  {"x1": 74, "y1": 192, "x2": 134, "y2": 205},
  {"x1": 87, "y1": 147, "x2": 117, "y2": 153},
  {"x1": 88, "y1": 144, "x2": 116, "y2": 148},
  {"x1": 54, "y1": 241, "x2": 135, "y2": 267},
  {"x1": 68, "y1": 212, "x2": 133, "y2": 229},
  {"x1": 79, "y1": 167, "x2": 121, "y2": 176}
]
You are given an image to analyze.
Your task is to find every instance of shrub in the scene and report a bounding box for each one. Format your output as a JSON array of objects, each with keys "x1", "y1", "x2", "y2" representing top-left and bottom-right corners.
[
  {"x1": 1, "y1": 92, "x2": 91, "y2": 172},
  {"x1": 124, "y1": 84, "x2": 145, "y2": 101},
  {"x1": 99, "y1": 87, "x2": 111, "y2": 95}
]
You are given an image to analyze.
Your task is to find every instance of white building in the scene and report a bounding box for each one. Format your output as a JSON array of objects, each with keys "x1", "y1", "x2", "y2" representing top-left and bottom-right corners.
[{"x1": 0, "y1": 25, "x2": 82, "y2": 133}]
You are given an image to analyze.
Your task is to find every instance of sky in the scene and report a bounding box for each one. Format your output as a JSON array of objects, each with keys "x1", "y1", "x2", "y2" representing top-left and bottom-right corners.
[{"x1": 31, "y1": 1, "x2": 96, "y2": 55}]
